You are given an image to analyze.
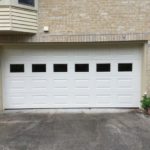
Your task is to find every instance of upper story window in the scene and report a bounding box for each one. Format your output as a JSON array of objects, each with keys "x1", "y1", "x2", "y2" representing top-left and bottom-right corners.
[{"x1": 18, "y1": 0, "x2": 35, "y2": 6}]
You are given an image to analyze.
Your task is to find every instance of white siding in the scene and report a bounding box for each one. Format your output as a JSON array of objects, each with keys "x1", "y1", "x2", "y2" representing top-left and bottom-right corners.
[
  {"x1": 0, "y1": 7, "x2": 11, "y2": 31},
  {"x1": 0, "y1": 6, "x2": 38, "y2": 33}
]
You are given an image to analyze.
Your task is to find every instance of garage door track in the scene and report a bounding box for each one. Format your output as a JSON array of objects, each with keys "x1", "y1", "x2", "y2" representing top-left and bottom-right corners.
[{"x1": 0, "y1": 111, "x2": 150, "y2": 150}]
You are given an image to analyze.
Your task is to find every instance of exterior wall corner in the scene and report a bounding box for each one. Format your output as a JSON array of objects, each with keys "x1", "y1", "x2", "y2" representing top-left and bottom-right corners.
[
  {"x1": 0, "y1": 46, "x2": 3, "y2": 111},
  {"x1": 145, "y1": 41, "x2": 150, "y2": 96}
]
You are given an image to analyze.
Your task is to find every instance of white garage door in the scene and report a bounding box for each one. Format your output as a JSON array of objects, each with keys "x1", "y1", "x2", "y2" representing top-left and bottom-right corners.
[{"x1": 2, "y1": 45, "x2": 142, "y2": 109}]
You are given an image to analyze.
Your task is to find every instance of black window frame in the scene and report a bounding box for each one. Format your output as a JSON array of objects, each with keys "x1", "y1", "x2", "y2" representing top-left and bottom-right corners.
[
  {"x1": 32, "y1": 64, "x2": 46, "y2": 73},
  {"x1": 96, "y1": 63, "x2": 111, "y2": 72},
  {"x1": 18, "y1": 0, "x2": 35, "y2": 7},
  {"x1": 75, "y1": 64, "x2": 89, "y2": 72},
  {"x1": 53, "y1": 64, "x2": 68, "y2": 72},
  {"x1": 10, "y1": 64, "x2": 24, "y2": 73},
  {"x1": 118, "y1": 63, "x2": 133, "y2": 72}
]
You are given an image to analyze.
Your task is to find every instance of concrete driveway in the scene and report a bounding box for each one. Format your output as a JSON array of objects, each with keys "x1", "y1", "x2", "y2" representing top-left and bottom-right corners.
[{"x1": 0, "y1": 111, "x2": 150, "y2": 150}]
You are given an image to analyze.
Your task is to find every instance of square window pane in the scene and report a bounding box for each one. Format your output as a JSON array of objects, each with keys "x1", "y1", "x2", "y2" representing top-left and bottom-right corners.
[
  {"x1": 118, "y1": 63, "x2": 132, "y2": 72},
  {"x1": 18, "y1": 0, "x2": 34, "y2": 6},
  {"x1": 10, "y1": 64, "x2": 24, "y2": 73},
  {"x1": 54, "y1": 64, "x2": 67, "y2": 72},
  {"x1": 97, "y1": 64, "x2": 110, "y2": 72},
  {"x1": 75, "y1": 64, "x2": 89, "y2": 72},
  {"x1": 32, "y1": 64, "x2": 46, "y2": 72}
]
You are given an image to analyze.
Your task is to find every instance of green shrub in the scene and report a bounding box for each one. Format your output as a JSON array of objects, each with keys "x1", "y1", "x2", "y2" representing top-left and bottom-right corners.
[{"x1": 141, "y1": 95, "x2": 150, "y2": 110}]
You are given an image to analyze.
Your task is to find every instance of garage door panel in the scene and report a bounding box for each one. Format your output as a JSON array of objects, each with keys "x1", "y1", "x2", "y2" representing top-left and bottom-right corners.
[
  {"x1": 74, "y1": 79, "x2": 90, "y2": 88},
  {"x1": 95, "y1": 79, "x2": 112, "y2": 88},
  {"x1": 117, "y1": 79, "x2": 133, "y2": 88},
  {"x1": 31, "y1": 78, "x2": 48, "y2": 85},
  {"x1": 93, "y1": 51, "x2": 111, "y2": 59},
  {"x1": 74, "y1": 90, "x2": 91, "y2": 96},
  {"x1": 6, "y1": 56, "x2": 27, "y2": 63},
  {"x1": 29, "y1": 56, "x2": 48, "y2": 61},
  {"x1": 53, "y1": 79, "x2": 68, "y2": 86},
  {"x1": 95, "y1": 87, "x2": 113, "y2": 93},
  {"x1": 32, "y1": 95, "x2": 48, "y2": 105},
  {"x1": 6, "y1": 78, "x2": 28, "y2": 93},
  {"x1": 5, "y1": 94, "x2": 27, "y2": 108},
  {"x1": 30, "y1": 79, "x2": 49, "y2": 93},
  {"x1": 3, "y1": 46, "x2": 141, "y2": 109},
  {"x1": 53, "y1": 88, "x2": 69, "y2": 92},
  {"x1": 75, "y1": 95, "x2": 90, "y2": 105},
  {"x1": 110, "y1": 48, "x2": 140, "y2": 58},
  {"x1": 53, "y1": 91, "x2": 69, "y2": 97},
  {"x1": 96, "y1": 95, "x2": 112, "y2": 104},
  {"x1": 31, "y1": 88, "x2": 48, "y2": 93},
  {"x1": 116, "y1": 95, "x2": 139, "y2": 106},
  {"x1": 7, "y1": 87, "x2": 26, "y2": 93},
  {"x1": 8, "y1": 80, "x2": 25, "y2": 88},
  {"x1": 117, "y1": 95, "x2": 134, "y2": 104},
  {"x1": 53, "y1": 95, "x2": 69, "y2": 105}
]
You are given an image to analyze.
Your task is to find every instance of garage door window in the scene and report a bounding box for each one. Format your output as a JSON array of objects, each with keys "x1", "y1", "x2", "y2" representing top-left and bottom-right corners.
[
  {"x1": 75, "y1": 64, "x2": 89, "y2": 72},
  {"x1": 118, "y1": 63, "x2": 132, "y2": 72},
  {"x1": 54, "y1": 64, "x2": 67, "y2": 72},
  {"x1": 32, "y1": 64, "x2": 46, "y2": 72},
  {"x1": 10, "y1": 64, "x2": 24, "y2": 73},
  {"x1": 97, "y1": 64, "x2": 110, "y2": 72}
]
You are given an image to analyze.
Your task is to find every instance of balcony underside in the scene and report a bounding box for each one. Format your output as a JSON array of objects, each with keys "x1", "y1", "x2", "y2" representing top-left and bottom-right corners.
[{"x1": 0, "y1": 6, "x2": 38, "y2": 34}]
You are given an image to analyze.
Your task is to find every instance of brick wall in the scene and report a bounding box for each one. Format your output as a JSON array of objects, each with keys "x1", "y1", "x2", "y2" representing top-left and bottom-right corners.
[
  {"x1": 0, "y1": 0, "x2": 150, "y2": 43},
  {"x1": 38, "y1": 0, "x2": 150, "y2": 35}
]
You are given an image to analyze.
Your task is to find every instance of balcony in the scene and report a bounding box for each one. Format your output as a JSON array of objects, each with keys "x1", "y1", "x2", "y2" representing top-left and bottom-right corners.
[{"x1": 0, "y1": 0, "x2": 38, "y2": 34}]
